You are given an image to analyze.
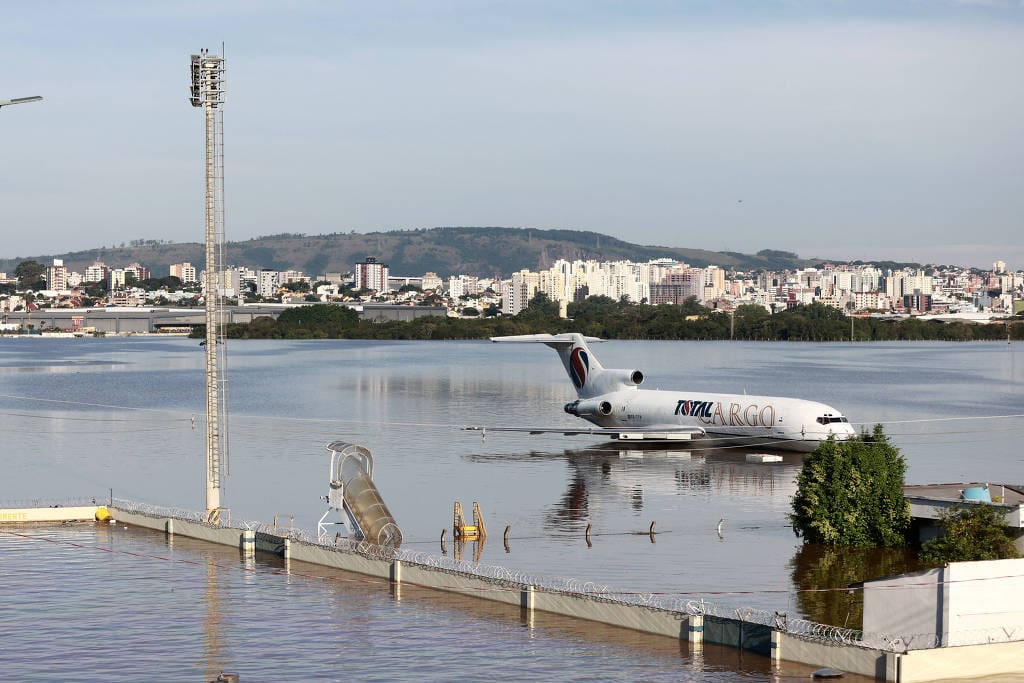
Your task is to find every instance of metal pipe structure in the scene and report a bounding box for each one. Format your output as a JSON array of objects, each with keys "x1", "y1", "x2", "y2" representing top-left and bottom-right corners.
[{"x1": 190, "y1": 50, "x2": 229, "y2": 523}]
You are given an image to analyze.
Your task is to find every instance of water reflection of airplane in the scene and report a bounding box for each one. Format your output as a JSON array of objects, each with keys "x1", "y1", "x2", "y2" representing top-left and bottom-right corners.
[
  {"x1": 467, "y1": 334, "x2": 856, "y2": 452},
  {"x1": 468, "y1": 443, "x2": 801, "y2": 531}
]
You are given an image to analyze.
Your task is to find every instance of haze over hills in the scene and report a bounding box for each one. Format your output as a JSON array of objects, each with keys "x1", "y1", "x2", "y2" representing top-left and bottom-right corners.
[{"x1": 0, "y1": 227, "x2": 901, "y2": 278}]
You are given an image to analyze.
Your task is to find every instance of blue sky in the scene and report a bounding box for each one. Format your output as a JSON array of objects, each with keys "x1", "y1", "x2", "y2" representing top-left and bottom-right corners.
[{"x1": 2, "y1": 1, "x2": 1022, "y2": 269}]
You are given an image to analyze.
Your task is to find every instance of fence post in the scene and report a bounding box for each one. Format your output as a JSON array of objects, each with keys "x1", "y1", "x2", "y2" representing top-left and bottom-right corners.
[
  {"x1": 241, "y1": 529, "x2": 255, "y2": 556},
  {"x1": 391, "y1": 560, "x2": 402, "y2": 584},
  {"x1": 689, "y1": 615, "x2": 704, "y2": 644},
  {"x1": 522, "y1": 584, "x2": 535, "y2": 613}
]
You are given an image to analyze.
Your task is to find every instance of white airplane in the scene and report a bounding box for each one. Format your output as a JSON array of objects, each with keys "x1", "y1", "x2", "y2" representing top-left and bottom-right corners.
[{"x1": 469, "y1": 333, "x2": 857, "y2": 452}]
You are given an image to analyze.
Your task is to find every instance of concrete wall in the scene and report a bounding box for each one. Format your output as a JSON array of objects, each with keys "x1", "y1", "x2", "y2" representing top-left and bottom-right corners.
[
  {"x1": 864, "y1": 559, "x2": 1024, "y2": 649},
  {"x1": 532, "y1": 590, "x2": 686, "y2": 639},
  {"x1": 110, "y1": 508, "x2": 251, "y2": 550},
  {"x1": 94, "y1": 506, "x2": 1024, "y2": 682},
  {"x1": 287, "y1": 541, "x2": 392, "y2": 580},
  {"x1": 778, "y1": 634, "x2": 895, "y2": 680},
  {"x1": 0, "y1": 506, "x2": 100, "y2": 523},
  {"x1": 864, "y1": 568, "x2": 944, "y2": 646},
  {"x1": 897, "y1": 640, "x2": 1024, "y2": 682},
  {"x1": 946, "y1": 558, "x2": 1024, "y2": 647}
]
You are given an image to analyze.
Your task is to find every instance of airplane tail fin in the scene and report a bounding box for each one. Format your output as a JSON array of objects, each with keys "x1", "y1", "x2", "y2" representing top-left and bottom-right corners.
[{"x1": 491, "y1": 333, "x2": 643, "y2": 399}]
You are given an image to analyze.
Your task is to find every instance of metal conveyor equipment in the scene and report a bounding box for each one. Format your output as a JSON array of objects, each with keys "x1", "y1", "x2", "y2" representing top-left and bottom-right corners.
[{"x1": 318, "y1": 442, "x2": 403, "y2": 548}]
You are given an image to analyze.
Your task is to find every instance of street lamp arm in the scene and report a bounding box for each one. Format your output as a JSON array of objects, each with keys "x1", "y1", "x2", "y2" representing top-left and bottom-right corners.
[{"x1": 0, "y1": 96, "x2": 43, "y2": 109}]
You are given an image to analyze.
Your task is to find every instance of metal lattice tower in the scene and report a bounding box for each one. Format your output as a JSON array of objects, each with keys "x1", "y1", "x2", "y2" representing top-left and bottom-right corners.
[{"x1": 190, "y1": 49, "x2": 229, "y2": 523}]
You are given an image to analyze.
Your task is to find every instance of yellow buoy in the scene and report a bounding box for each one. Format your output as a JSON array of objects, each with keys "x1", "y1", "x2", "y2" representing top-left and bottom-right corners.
[{"x1": 95, "y1": 506, "x2": 112, "y2": 522}]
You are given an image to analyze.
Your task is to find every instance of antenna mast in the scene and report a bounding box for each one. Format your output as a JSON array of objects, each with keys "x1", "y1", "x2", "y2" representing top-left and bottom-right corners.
[{"x1": 190, "y1": 48, "x2": 229, "y2": 523}]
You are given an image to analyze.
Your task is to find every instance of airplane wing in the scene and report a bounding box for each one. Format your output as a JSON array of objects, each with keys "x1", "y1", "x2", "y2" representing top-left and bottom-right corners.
[{"x1": 463, "y1": 425, "x2": 706, "y2": 441}]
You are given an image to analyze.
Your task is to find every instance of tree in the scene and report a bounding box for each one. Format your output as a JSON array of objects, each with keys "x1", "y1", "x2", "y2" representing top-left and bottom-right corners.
[
  {"x1": 282, "y1": 280, "x2": 310, "y2": 293},
  {"x1": 790, "y1": 425, "x2": 910, "y2": 547},
  {"x1": 519, "y1": 292, "x2": 560, "y2": 319},
  {"x1": 82, "y1": 280, "x2": 107, "y2": 299},
  {"x1": 15, "y1": 260, "x2": 46, "y2": 290},
  {"x1": 276, "y1": 303, "x2": 357, "y2": 329},
  {"x1": 139, "y1": 276, "x2": 183, "y2": 291},
  {"x1": 919, "y1": 504, "x2": 1020, "y2": 564},
  {"x1": 461, "y1": 306, "x2": 480, "y2": 317}
]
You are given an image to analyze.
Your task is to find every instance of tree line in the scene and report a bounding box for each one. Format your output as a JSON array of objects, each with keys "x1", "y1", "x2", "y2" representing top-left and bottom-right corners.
[{"x1": 206, "y1": 295, "x2": 1024, "y2": 342}]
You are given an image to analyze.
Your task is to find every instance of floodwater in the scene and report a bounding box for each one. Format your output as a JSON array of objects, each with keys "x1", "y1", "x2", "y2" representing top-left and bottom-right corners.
[
  {"x1": 1, "y1": 522, "x2": 851, "y2": 682},
  {"x1": 1, "y1": 337, "x2": 1022, "y2": 680}
]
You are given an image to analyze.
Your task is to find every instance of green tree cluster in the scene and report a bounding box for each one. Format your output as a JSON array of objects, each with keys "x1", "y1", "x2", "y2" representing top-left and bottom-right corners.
[
  {"x1": 790, "y1": 426, "x2": 910, "y2": 547},
  {"x1": 211, "y1": 298, "x2": 1024, "y2": 343},
  {"x1": 15, "y1": 260, "x2": 46, "y2": 290},
  {"x1": 919, "y1": 504, "x2": 1020, "y2": 564},
  {"x1": 137, "y1": 275, "x2": 184, "y2": 291}
]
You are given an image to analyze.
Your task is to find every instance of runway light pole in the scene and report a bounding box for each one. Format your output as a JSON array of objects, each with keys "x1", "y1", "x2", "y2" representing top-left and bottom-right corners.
[{"x1": 190, "y1": 49, "x2": 229, "y2": 524}]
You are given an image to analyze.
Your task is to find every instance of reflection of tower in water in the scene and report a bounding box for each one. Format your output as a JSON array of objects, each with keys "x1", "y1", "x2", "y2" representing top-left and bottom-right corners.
[{"x1": 203, "y1": 557, "x2": 226, "y2": 682}]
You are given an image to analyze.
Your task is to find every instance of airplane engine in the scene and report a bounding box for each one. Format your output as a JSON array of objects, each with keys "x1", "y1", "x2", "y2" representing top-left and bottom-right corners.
[
  {"x1": 603, "y1": 369, "x2": 644, "y2": 387},
  {"x1": 564, "y1": 399, "x2": 613, "y2": 417}
]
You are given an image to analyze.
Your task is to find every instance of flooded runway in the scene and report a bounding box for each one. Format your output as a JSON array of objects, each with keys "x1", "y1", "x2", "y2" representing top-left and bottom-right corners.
[{"x1": 2, "y1": 337, "x2": 1021, "y2": 679}]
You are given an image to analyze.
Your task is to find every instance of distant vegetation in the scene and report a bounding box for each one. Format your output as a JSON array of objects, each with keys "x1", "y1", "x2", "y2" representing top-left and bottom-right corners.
[
  {"x1": 1, "y1": 226, "x2": 839, "y2": 278},
  {"x1": 208, "y1": 297, "x2": 1024, "y2": 342}
]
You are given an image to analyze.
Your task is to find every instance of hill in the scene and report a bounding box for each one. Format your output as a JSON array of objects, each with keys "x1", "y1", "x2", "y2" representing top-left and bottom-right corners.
[{"x1": 1, "y1": 227, "x2": 830, "y2": 278}]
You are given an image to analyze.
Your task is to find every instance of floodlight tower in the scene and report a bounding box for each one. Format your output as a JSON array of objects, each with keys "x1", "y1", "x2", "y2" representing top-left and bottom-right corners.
[{"x1": 190, "y1": 49, "x2": 229, "y2": 523}]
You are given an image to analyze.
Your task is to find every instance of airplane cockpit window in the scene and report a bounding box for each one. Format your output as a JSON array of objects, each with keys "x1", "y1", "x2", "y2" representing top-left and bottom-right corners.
[{"x1": 816, "y1": 416, "x2": 850, "y2": 425}]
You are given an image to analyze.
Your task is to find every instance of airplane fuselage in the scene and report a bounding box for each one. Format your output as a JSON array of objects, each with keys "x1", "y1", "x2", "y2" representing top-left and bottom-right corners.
[
  {"x1": 489, "y1": 333, "x2": 857, "y2": 453},
  {"x1": 565, "y1": 387, "x2": 856, "y2": 452}
]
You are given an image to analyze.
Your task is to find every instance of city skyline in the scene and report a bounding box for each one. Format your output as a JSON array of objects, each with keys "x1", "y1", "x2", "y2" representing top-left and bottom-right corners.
[
  {"x1": 10, "y1": 252, "x2": 1019, "y2": 310},
  {"x1": 2, "y1": 1, "x2": 1022, "y2": 268}
]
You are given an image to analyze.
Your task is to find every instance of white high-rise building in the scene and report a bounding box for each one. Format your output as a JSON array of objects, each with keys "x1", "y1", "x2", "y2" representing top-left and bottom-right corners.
[
  {"x1": 355, "y1": 257, "x2": 390, "y2": 293},
  {"x1": 704, "y1": 266, "x2": 726, "y2": 299},
  {"x1": 257, "y1": 270, "x2": 280, "y2": 298},
  {"x1": 46, "y1": 259, "x2": 69, "y2": 292},
  {"x1": 108, "y1": 268, "x2": 128, "y2": 291},
  {"x1": 170, "y1": 262, "x2": 198, "y2": 284},
  {"x1": 502, "y1": 270, "x2": 540, "y2": 315},
  {"x1": 84, "y1": 262, "x2": 108, "y2": 284}
]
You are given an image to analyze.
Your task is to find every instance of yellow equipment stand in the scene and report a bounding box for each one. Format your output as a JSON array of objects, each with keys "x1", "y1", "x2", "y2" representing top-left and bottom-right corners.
[{"x1": 453, "y1": 501, "x2": 486, "y2": 540}]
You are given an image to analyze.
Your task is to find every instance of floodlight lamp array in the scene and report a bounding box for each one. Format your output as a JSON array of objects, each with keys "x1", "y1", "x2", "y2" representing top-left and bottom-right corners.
[{"x1": 189, "y1": 51, "x2": 225, "y2": 108}]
